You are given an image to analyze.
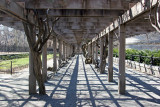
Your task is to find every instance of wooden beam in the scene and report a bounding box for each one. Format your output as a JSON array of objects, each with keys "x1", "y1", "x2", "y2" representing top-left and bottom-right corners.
[
  {"x1": 0, "y1": 0, "x2": 24, "y2": 19},
  {"x1": 91, "y1": 0, "x2": 158, "y2": 43},
  {"x1": 39, "y1": 9, "x2": 124, "y2": 17},
  {"x1": 0, "y1": 0, "x2": 34, "y2": 24},
  {"x1": 25, "y1": 0, "x2": 139, "y2": 10}
]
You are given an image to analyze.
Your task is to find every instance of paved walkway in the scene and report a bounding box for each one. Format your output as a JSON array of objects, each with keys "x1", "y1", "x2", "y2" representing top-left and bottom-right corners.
[{"x1": 0, "y1": 55, "x2": 160, "y2": 107}]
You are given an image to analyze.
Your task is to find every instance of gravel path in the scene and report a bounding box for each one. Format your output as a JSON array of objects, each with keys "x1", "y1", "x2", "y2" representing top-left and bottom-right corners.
[{"x1": 0, "y1": 55, "x2": 160, "y2": 107}]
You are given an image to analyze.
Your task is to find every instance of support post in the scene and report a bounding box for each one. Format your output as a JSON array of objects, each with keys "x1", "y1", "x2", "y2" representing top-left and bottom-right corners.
[
  {"x1": 58, "y1": 39, "x2": 62, "y2": 67},
  {"x1": 90, "y1": 44, "x2": 92, "y2": 58},
  {"x1": 11, "y1": 61, "x2": 12, "y2": 75},
  {"x1": 92, "y1": 42, "x2": 96, "y2": 64},
  {"x1": 118, "y1": 24, "x2": 126, "y2": 95},
  {"x1": 92, "y1": 42, "x2": 95, "y2": 64},
  {"x1": 73, "y1": 45, "x2": 75, "y2": 55},
  {"x1": 67, "y1": 44, "x2": 69, "y2": 59},
  {"x1": 100, "y1": 37, "x2": 104, "y2": 65},
  {"x1": 42, "y1": 42, "x2": 47, "y2": 82},
  {"x1": 53, "y1": 37, "x2": 57, "y2": 71},
  {"x1": 108, "y1": 32, "x2": 113, "y2": 82},
  {"x1": 70, "y1": 45, "x2": 72, "y2": 57},
  {"x1": 99, "y1": 37, "x2": 104, "y2": 73},
  {"x1": 65, "y1": 43, "x2": 67, "y2": 60},
  {"x1": 95, "y1": 41, "x2": 98, "y2": 61},
  {"x1": 29, "y1": 50, "x2": 36, "y2": 94},
  {"x1": 87, "y1": 44, "x2": 90, "y2": 56},
  {"x1": 63, "y1": 41, "x2": 66, "y2": 61}
]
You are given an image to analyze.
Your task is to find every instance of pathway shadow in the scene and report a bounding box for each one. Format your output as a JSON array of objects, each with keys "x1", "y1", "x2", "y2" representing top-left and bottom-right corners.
[
  {"x1": 112, "y1": 64, "x2": 160, "y2": 105},
  {"x1": 1, "y1": 55, "x2": 160, "y2": 106}
]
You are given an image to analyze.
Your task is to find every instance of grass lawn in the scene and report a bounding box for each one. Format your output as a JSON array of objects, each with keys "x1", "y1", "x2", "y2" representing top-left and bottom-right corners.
[
  {"x1": 0, "y1": 57, "x2": 29, "y2": 70},
  {"x1": 0, "y1": 54, "x2": 55, "y2": 71}
]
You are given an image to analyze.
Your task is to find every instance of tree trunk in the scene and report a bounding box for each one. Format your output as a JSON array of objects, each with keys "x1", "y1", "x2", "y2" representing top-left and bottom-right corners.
[
  {"x1": 31, "y1": 50, "x2": 46, "y2": 95},
  {"x1": 23, "y1": 12, "x2": 59, "y2": 95}
]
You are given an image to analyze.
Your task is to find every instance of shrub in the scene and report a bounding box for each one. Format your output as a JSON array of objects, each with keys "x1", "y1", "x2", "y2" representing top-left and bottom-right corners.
[{"x1": 113, "y1": 48, "x2": 160, "y2": 66}]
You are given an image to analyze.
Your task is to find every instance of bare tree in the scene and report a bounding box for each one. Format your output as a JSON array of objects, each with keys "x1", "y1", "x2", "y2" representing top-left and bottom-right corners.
[
  {"x1": 149, "y1": 0, "x2": 160, "y2": 32},
  {"x1": 23, "y1": 9, "x2": 59, "y2": 95}
]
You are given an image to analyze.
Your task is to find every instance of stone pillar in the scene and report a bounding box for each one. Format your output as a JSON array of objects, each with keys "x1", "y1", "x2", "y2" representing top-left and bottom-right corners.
[
  {"x1": 69, "y1": 45, "x2": 71, "y2": 57},
  {"x1": 100, "y1": 37, "x2": 104, "y2": 67},
  {"x1": 87, "y1": 45, "x2": 90, "y2": 56},
  {"x1": 69, "y1": 45, "x2": 72, "y2": 57},
  {"x1": 29, "y1": 50, "x2": 36, "y2": 94},
  {"x1": 63, "y1": 41, "x2": 66, "y2": 61},
  {"x1": 67, "y1": 44, "x2": 69, "y2": 58},
  {"x1": 42, "y1": 42, "x2": 47, "y2": 82},
  {"x1": 90, "y1": 44, "x2": 92, "y2": 58},
  {"x1": 53, "y1": 37, "x2": 57, "y2": 71},
  {"x1": 72, "y1": 45, "x2": 75, "y2": 55},
  {"x1": 58, "y1": 39, "x2": 62, "y2": 67},
  {"x1": 62, "y1": 41, "x2": 64, "y2": 60},
  {"x1": 108, "y1": 32, "x2": 113, "y2": 82},
  {"x1": 65, "y1": 43, "x2": 67, "y2": 59},
  {"x1": 118, "y1": 24, "x2": 126, "y2": 94},
  {"x1": 95, "y1": 41, "x2": 98, "y2": 61},
  {"x1": 92, "y1": 42, "x2": 94, "y2": 63}
]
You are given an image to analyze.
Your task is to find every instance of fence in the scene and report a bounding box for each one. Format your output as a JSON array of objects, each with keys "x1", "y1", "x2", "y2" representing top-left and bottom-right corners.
[
  {"x1": 113, "y1": 53, "x2": 160, "y2": 77},
  {"x1": 0, "y1": 53, "x2": 29, "y2": 74}
]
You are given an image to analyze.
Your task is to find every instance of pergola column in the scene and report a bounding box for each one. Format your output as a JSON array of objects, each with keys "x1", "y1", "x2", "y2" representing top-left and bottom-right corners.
[
  {"x1": 53, "y1": 36, "x2": 57, "y2": 71},
  {"x1": 73, "y1": 45, "x2": 75, "y2": 55},
  {"x1": 99, "y1": 36, "x2": 104, "y2": 72},
  {"x1": 63, "y1": 41, "x2": 66, "y2": 61},
  {"x1": 67, "y1": 44, "x2": 70, "y2": 58},
  {"x1": 87, "y1": 44, "x2": 90, "y2": 56},
  {"x1": 95, "y1": 41, "x2": 98, "y2": 61},
  {"x1": 108, "y1": 32, "x2": 113, "y2": 82},
  {"x1": 42, "y1": 42, "x2": 47, "y2": 82},
  {"x1": 29, "y1": 50, "x2": 36, "y2": 94},
  {"x1": 65, "y1": 43, "x2": 67, "y2": 59},
  {"x1": 58, "y1": 39, "x2": 62, "y2": 67},
  {"x1": 70, "y1": 45, "x2": 72, "y2": 57},
  {"x1": 90, "y1": 44, "x2": 93, "y2": 58},
  {"x1": 92, "y1": 42, "x2": 95, "y2": 64},
  {"x1": 118, "y1": 24, "x2": 126, "y2": 94}
]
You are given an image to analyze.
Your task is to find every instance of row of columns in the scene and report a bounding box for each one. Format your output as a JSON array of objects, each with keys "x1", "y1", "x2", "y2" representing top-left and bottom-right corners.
[
  {"x1": 29, "y1": 24, "x2": 125, "y2": 94},
  {"x1": 29, "y1": 36, "x2": 74, "y2": 94},
  {"x1": 88, "y1": 25, "x2": 126, "y2": 94},
  {"x1": 53, "y1": 37, "x2": 74, "y2": 70}
]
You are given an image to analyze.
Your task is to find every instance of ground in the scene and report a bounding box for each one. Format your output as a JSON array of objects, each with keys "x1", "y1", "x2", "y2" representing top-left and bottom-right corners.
[{"x1": 0, "y1": 55, "x2": 160, "y2": 107}]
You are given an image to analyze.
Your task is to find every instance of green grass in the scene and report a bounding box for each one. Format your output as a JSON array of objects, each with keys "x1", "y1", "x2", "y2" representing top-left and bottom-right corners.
[
  {"x1": 0, "y1": 57, "x2": 29, "y2": 70},
  {"x1": 0, "y1": 54, "x2": 57, "y2": 71},
  {"x1": 47, "y1": 54, "x2": 55, "y2": 59}
]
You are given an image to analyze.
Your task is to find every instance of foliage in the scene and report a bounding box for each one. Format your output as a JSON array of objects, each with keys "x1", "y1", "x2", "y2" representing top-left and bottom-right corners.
[
  {"x1": 0, "y1": 54, "x2": 29, "y2": 60},
  {"x1": 113, "y1": 48, "x2": 160, "y2": 66}
]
